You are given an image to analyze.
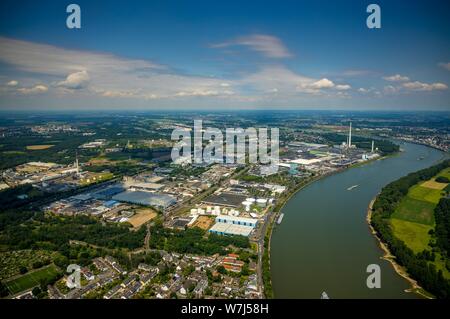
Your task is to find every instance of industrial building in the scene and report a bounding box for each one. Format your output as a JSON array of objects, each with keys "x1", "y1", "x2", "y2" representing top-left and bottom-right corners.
[
  {"x1": 202, "y1": 193, "x2": 247, "y2": 208},
  {"x1": 208, "y1": 223, "x2": 254, "y2": 237},
  {"x1": 92, "y1": 185, "x2": 125, "y2": 200},
  {"x1": 128, "y1": 182, "x2": 164, "y2": 192},
  {"x1": 112, "y1": 190, "x2": 176, "y2": 209},
  {"x1": 208, "y1": 215, "x2": 258, "y2": 237},
  {"x1": 215, "y1": 215, "x2": 258, "y2": 227}
]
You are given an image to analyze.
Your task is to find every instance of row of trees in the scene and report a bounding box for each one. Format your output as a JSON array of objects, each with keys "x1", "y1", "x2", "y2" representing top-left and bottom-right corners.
[
  {"x1": 1, "y1": 215, "x2": 146, "y2": 252},
  {"x1": 371, "y1": 159, "x2": 450, "y2": 299},
  {"x1": 435, "y1": 198, "x2": 450, "y2": 256},
  {"x1": 373, "y1": 160, "x2": 450, "y2": 219},
  {"x1": 262, "y1": 223, "x2": 273, "y2": 298}
]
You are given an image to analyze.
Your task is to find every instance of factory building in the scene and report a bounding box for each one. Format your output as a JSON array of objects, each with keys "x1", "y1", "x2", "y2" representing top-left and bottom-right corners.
[
  {"x1": 112, "y1": 190, "x2": 176, "y2": 210},
  {"x1": 215, "y1": 215, "x2": 258, "y2": 227},
  {"x1": 209, "y1": 223, "x2": 254, "y2": 237},
  {"x1": 208, "y1": 215, "x2": 258, "y2": 237}
]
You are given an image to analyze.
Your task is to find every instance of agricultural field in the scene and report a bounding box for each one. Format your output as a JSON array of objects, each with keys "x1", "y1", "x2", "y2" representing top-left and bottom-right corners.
[
  {"x1": 389, "y1": 167, "x2": 450, "y2": 279},
  {"x1": 3, "y1": 264, "x2": 60, "y2": 295},
  {"x1": 421, "y1": 180, "x2": 448, "y2": 190},
  {"x1": 408, "y1": 184, "x2": 444, "y2": 204},
  {"x1": 26, "y1": 144, "x2": 55, "y2": 150},
  {"x1": 391, "y1": 196, "x2": 435, "y2": 225},
  {"x1": 390, "y1": 218, "x2": 432, "y2": 253}
]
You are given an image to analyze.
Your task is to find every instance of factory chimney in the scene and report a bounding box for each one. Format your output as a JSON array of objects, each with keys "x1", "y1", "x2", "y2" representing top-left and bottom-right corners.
[
  {"x1": 75, "y1": 152, "x2": 80, "y2": 176},
  {"x1": 348, "y1": 122, "x2": 352, "y2": 148}
]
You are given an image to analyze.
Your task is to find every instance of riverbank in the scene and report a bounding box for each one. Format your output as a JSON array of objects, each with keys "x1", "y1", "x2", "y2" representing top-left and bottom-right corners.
[
  {"x1": 262, "y1": 175, "x2": 324, "y2": 298},
  {"x1": 366, "y1": 197, "x2": 433, "y2": 299},
  {"x1": 265, "y1": 155, "x2": 391, "y2": 297},
  {"x1": 270, "y1": 142, "x2": 446, "y2": 298}
]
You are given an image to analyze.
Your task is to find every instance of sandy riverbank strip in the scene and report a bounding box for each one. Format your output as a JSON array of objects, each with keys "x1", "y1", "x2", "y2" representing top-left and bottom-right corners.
[{"x1": 366, "y1": 197, "x2": 432, "y2": 299}]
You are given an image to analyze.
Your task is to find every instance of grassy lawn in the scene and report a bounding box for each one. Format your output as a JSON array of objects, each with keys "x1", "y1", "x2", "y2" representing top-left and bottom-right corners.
[
  {"x1": 4, "y1": 264, "x2": 59, "y2": 295},
  {"x1": 391, "y1": 196, "x2": 435, "y2": 225},
  {"x1": 390, "y1": 218, "x2": 432, "y2": 253},
  {"x1": 408, "y1": 185, "x2": 443, "y2": 204}
]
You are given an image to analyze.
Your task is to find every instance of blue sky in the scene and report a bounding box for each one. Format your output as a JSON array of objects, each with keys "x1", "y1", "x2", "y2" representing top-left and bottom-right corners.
[{"x1": 0, "y1": 0, "x2": 449, "y2": 110}]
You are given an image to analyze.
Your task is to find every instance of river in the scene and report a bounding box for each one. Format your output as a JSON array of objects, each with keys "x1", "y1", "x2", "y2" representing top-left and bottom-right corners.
[{"x1": 270, "y1": 142, "x2": 447, "y2": 298}]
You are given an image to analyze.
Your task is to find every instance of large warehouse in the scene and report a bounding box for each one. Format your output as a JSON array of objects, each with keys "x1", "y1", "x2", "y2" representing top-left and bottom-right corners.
[
  {"x1": 209, "y1": 223, "x2": 254, "y2": 237},
  {"x1": 208, "y1": 215, "x2": 258, "y2": 237},
  {"x1": 215, "y1": 215, "x2": 258, "y2": 227},
  {"x1": 202, "y1": 193, "x2": 247, "y2": 208},
  {"x1": 112, "y1": 190, "x2": 176, "y2": 209}
]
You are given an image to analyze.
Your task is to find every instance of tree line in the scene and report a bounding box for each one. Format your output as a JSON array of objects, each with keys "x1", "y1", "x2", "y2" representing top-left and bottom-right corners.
[
  {"x1": 371, "y1": 159, "x2": 450, "y2": 298},
  {"x1": 435, "y1": 198, "x2": 450, "y2": 257},
  {"x1": 322, "y1": 133, "x2": 399, "y2": 154},
  {"x1": 149, "y1": 222, "x2": 249, "y2": 255},
  {"x1": 0, "y1": 214, "x2": 145, "y2": 257}
]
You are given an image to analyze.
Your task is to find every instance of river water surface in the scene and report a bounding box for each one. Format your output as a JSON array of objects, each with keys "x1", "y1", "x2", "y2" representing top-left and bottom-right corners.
[{"x1": 270, "y1": 142, "x2": 446, "y2": 298}]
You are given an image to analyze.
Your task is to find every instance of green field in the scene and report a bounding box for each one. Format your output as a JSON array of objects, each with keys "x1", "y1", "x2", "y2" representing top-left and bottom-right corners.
[
  {"x1": 4, "y1": 264, "x2": 59, "y2": 295},
  {"x1": 391, "y1": 196, "x2": 435, "y2": 225},
  {"x1": 438, "y1": 167, "x2": 450, "y2": 180},
  {"x1": 389, "y1": 167, "x2": 450, "y2": 280},
  {"x1": 408, "y1": 185, "x2": 443, "y2": 204},
  {"x1": 390, "y1": 218, "x2": 432, "y2": 253},
  {"x1": 0, "y1": 249, "x2": 58, "y2": 280}
]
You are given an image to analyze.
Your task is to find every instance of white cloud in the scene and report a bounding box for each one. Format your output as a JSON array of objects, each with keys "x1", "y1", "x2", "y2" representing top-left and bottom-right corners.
[
  {"x1": 6, "y1": 80, "x2": 18, "y2": 86},
  {"x1": 0, "y1": 36, "x2": 163, "y2": 76},
  {"x1": 56, "y1": 70, "x2": 90, "y2": 89},
  {"x1": 0, "y1": 36, "x2": 235, "y2": 100},
  {"x1": 240, "y1": 65, "x2": 312, "y2": 92},
  {"x1": 402, "y1": 81, "x2": 448, "y2": 91},
  {"x1": 335, "y1": 84, "x2": 351, "y2": 90},
  {"x1": 438, "y1": 62, "x2": 450, "y2": 71},
  {"x1": 309, "y1": 78, "x2": 335, "y2": 89},
  {"x1": 17, "y1": 84, "x2": 48, "y2": 94},
  {"x1": 240, "y1": 67, "x2": 353, "y2": 98},
  {"x1": 175, "y1": 90, "x2": 220, "y2": 97},
  {"x1": 211, "y1": 34, "x2": 292, "y2": 58},
  {"x1": 100, "y1": 89, "x2": 141, "y2": 98},
  {"x1": 336, "y1": 91, "x2": 351, "y2": 98},
  {"x1": 383, "y1": 74, "x2": 410, "y2": 82}
]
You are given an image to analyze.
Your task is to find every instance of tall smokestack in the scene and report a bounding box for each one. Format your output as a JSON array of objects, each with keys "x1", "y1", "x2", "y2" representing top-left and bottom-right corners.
[
  {"x1": 348, "y1": 122, "x2": 352, "y2": 148},
  {"x1": 75, "y1": 151, "x2": 80, "y2": 176}
]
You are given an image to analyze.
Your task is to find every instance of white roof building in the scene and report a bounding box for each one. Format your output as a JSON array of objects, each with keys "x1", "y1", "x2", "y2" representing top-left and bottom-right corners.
[{"x1": 209, "y1": 223, "x2": 254, "y2": 237}]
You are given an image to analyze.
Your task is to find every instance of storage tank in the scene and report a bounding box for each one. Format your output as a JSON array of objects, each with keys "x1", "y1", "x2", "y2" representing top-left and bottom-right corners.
[{"x1": 256, "y1": 198, "x2": 267, "y2": 207}]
